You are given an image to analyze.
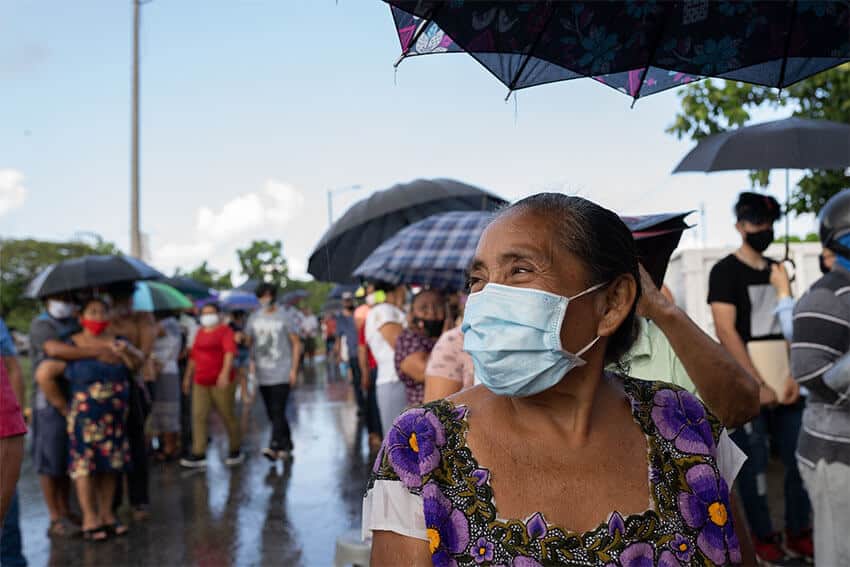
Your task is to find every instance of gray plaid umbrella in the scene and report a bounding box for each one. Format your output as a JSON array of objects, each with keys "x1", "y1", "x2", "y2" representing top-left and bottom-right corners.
[
  {"x1": 353, "y1": 210, "x2": 494, "y2": 291},
  {"x1": 354, "y1": 210, "x2": 693, "y2": 291}
]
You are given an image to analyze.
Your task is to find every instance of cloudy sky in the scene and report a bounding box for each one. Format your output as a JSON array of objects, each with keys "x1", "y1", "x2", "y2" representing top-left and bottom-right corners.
[{"x1": 1, "y1": 1, "x2": 814, "y2": 283}]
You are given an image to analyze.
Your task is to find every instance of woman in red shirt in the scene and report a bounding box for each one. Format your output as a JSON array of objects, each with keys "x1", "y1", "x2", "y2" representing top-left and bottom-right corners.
[{"x1": 180, "y1": 304, "x2": 243, "y2": 468}]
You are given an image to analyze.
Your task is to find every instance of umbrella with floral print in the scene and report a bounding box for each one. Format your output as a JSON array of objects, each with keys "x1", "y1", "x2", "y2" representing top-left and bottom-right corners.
[{"x1": 385, "y1": 1, "x2": 850, "y2": 102}]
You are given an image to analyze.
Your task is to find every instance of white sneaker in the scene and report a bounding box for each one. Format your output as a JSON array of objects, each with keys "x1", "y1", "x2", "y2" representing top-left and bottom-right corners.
[{"x1": 225, "y1": 451, "x2": 245, "y2": 466}]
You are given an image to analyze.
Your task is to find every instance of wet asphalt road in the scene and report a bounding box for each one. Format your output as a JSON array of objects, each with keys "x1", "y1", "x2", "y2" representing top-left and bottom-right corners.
[{"x1": 16, "y1": 361, "x2": 373, "y2": 567}]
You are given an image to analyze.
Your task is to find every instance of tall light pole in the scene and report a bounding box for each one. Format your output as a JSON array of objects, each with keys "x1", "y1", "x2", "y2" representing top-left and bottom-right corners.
[
  {"x1": 326, "y1": 184, "x2": 363, "y2": 226},
  {"x1": 130, "y1": 0, "x2": 143, "y2": 258}
]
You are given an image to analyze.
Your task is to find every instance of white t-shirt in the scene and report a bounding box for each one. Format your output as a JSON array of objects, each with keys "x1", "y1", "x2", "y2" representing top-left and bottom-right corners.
[
  {"x1": 365, "y1": 303, "x2": 406, "y2": 386},
  {"x1": 301, "y1": 314, "x2": 319, "y2": 336}
]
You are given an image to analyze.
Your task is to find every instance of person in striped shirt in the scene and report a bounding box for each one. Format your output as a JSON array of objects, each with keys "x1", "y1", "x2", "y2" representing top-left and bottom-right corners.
[{"x1": 791, "y1": 188, "x2": 850, "y2": 566}]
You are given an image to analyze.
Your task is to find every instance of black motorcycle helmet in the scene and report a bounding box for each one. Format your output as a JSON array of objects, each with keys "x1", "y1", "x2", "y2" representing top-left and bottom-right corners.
[{"x1": 819, "y1": 188, "x2": 850, "y2": 258}]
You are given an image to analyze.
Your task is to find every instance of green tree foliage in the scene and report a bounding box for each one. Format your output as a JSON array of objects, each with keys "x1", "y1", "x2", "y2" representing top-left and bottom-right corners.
[
  {"x1": 281, "y1": 279, "x2": 334, "y2": 315},
  {"x1": 174, "y1": 261, "x2": 233, "y2": 290},
  {"x1": 667, "y1": 65, "x2": 850, "y2": 215},
  {"x1": 236, "y1": 240, "x2": 288, "y2": 289},
  {"x1": 0, "y1": 236, "x2": 118, "y2": 330}
]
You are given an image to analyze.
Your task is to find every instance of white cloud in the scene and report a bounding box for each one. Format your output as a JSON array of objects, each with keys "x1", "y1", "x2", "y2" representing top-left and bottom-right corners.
[
  {"x1": 152, "y1": 179, "x2": 307, "y2": 282},
  {"x1": 0, "y1": 169, "x2": 28, "y2": 216}
]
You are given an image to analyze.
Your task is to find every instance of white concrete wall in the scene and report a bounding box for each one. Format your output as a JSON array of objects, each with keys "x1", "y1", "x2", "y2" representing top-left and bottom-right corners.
[{"x1": 664, "y1": 242, "x2": 824, "y2": 338}]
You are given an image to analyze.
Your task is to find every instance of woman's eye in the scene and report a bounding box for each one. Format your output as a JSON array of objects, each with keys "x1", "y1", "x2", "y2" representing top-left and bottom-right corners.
[
  {"x1": 465, "y1": 276, "x2": 483, "y2": 293},
  {"x1": 511, "y1": 266, "x2": 532, "y2": 275}
]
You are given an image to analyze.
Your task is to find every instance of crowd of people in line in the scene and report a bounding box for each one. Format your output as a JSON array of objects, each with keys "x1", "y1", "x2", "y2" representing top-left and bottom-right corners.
[
  {"x1": 2, "y1": 190, "x2": 850, "y2": 566},
  {"x1": 0, "y1": 282, "x2": 325, "y2": 561},
  {"x1": 360, "y1": 191, "x2": 850, "y2": 567}
]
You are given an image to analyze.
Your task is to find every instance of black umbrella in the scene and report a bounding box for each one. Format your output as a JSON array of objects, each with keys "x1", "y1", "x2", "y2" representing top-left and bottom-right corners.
[
  {"x1": 25, "y1": 255, "x2": 164, "y2": 299},
  {"x1": 307, "y1": 178, "x2": 506, "y2": 283},
  {"x1": 621, "y1": 212, "x2": 692, "y2": 288},
  {"x1": 155, "y1": 276, "x2": 214, "y2": 301},
  {"x1": 386, "y1": 1, "x2": 850, "y2": 102},
  {"x1": 674, "y1": 117, "x2": 850, "y2": 259}
]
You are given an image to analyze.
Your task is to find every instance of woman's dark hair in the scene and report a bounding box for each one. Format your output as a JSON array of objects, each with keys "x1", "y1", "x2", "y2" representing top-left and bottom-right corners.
[
  {"x1": 411, "y1": 288, "x2": 444, "y2": 309},
  {"x1": 255, "y1": 283, "x2": 277, "y2": 300},
  {"x1": 501, "y1": 193, "x2": 642, "y2": 366},
  {"x1": 106, "y1": 281, "x2": 137, "y2": 301},
  {"x1": 200, "y1": 302, "x2": 221, "y2": 313},
  {"x1": 81, "y1": 296, "x2": 110, "y2": 313},
  {"x1": 371, "y1": 280, "x2": 399, "y2": 293}
]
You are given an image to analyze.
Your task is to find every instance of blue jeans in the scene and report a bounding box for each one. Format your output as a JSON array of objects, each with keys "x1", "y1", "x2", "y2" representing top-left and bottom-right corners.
[
  {"x1": 0, "y1": 491, "x2": 26, "y2": 567},
  {"x1": 730, "y1": 401, "x2": 811, "y2": 540}
]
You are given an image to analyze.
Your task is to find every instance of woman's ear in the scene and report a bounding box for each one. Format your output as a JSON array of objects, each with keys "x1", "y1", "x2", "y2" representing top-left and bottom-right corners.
[{"x1": 596, "y1": 274, "x2": 637, "y2": 338}]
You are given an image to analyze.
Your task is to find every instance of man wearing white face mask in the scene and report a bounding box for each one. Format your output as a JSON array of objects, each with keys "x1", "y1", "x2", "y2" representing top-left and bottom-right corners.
[{"x1": 30, "y1": 294, "x2": 112, "y2": 538}]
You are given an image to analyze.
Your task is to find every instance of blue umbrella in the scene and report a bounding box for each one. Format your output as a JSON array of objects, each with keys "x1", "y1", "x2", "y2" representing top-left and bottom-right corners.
[
  {"x1": 218, "y1": 291, "x2": 260, "y2": 312},
  {"x1": 353, "y1": 211, "x2": 495, "y2": 291},
  {"x1": 280, "y1": 289, "x2": 309, "y2": 306},
  {"x1": 328, "y1": 284, "x2": 358, "y2": 299}
]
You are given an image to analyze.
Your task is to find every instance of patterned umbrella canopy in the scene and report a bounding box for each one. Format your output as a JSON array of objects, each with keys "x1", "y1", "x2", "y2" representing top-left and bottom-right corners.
[{"x1": 385, "y1": 1, "x2": 850, "y2": 101}]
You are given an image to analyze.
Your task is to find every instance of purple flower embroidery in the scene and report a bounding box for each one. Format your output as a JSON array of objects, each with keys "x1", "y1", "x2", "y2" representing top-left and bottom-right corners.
[
  {"x1": 678, "y1": 464, "x2": 742, "y2": 565},
  {"x1": 607, "y1": 511, "x2": 626, "y2": 537},
  {"x1": 668, "y1": 533, "x2": 695, "y2": 563},
  {"x1": 613, "y1": 543, "x2": 681, "y2": 567},
  {"x1": 651, "y1": 389, "x2": 714, "y2": 456},
  {"x1": 472, "y1": 537, "x2": 494, "y2": 564},
  {"x1": 471, "y1": 468, "x2": 489, "y2": 487},
  {"x1": 385, "y1": 409, "x2": 446, "y2": 488},
  {"x1": 512, "y1": 557, "x2": 543, "y2": 567},
  {"x1": 527, "y1": 512, "x2": 547, "y2": 539},
  {"x1": 423, "y1": 483, "x2": 470, "y2": 567}
]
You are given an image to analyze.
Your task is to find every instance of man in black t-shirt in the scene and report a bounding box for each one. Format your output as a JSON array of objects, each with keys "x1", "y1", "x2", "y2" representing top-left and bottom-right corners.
[{"x1": 708, "y1": 192, "x2": 813, "y2": 563}]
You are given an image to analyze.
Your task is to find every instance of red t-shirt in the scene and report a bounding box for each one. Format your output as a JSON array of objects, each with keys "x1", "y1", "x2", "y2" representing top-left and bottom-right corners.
[
  {"x1": 358, "y1": 324, "x2": 377, "y2": 370},
  {"x1": 324, "y1": 317, "x2": 337, "y2": 339},
  {"x1": 0, "y1": 357, "x2": 27, "y2": 439},
  {"x1": 190, "y1": 325, "x2": 237, "y2": 386}
]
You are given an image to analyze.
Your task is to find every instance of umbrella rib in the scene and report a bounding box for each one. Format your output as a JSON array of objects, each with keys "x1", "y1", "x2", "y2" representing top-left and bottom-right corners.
[
  {"x1": 504, "y1": 4, "x2": 558, "y2": 98},
  {"x1": 777, "y1": 0, "x2": 798, "y2": 90},
  {"x1": 393, "y1": 2, "x2": 444, "y2": 68},
  {"x1": 631, "y1": 4, "x2": 673, "y2": 106}
]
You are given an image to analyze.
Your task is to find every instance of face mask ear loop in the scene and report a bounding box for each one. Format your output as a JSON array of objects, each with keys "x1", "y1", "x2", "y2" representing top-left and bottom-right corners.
[
  {"x1": 575, "y1": 335, "x2": 602, "y2": 358},
  {"x1": 568, "y1": 281, "x2": 609, "y2": 302}
]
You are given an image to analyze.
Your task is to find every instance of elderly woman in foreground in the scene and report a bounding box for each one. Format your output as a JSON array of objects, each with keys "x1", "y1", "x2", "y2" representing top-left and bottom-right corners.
[{"x1": 363, "y1": 194, "x2": 748, "y2": 566}]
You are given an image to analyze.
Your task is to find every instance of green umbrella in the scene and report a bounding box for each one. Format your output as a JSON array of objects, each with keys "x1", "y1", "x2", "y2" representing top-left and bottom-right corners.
[{"x1": 133, "y1": 281, "x2": 193, "y2": 312}]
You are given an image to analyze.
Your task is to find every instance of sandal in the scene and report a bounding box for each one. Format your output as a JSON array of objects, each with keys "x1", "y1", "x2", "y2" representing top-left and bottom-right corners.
[
  {"x1": 104, "y1": 522, "x2": 129, "y2": 537},
  {"x1": 82, "y1": 526, "x2": 108, "y2": 542},
  {"x1": 47, "y1": 517, "x2": 81, "y2": 538}
]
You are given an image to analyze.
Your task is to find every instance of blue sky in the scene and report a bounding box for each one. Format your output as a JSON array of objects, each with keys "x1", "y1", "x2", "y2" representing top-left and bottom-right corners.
[{"x1": 0, "y1": 1, "x2": 814, "y2": 282}]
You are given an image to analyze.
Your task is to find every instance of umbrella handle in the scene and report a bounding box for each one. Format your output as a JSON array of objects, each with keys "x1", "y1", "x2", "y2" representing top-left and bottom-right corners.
[{"x1": 781, "y1": 257, "x2": 796, "y2": 284}]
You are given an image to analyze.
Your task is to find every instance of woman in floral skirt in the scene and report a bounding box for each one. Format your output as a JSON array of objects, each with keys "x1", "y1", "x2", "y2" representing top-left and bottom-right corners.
[
  {"x1": 364, "y1": 194, "x2": 750, "y2": 566},
  {"x1": 37, "y1": 297, "x2": 143, "y2": 541}
]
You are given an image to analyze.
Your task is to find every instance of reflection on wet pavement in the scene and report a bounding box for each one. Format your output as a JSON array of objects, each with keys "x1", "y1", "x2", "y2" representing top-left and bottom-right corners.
[{"x1": 17, "y1": 363, "x2": 374, "y2": 566}]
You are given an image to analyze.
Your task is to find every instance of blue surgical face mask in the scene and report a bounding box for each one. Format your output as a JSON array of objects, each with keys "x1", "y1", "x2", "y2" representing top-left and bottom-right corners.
[{"x1": 461, "y1": 282, "x2": 605, "y2": 397}]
